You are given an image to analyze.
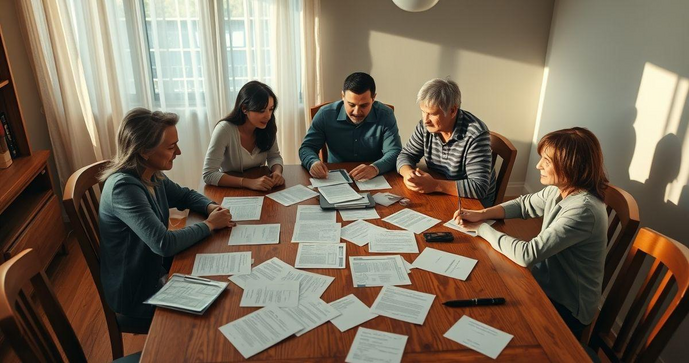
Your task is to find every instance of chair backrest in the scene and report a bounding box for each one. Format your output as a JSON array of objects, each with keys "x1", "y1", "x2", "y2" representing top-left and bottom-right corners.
[
  {"x1": 489, "y1": 131, "x2": 517, "y2": 205},
  {"x1": 603, "y1": 185, "x2": 640, "y2": 291},
  {"x1": 62, "y1": 160, "x2": 124, "y2": 358},
  {"x1": 590, "y1": 228, "x2": 689, "y2": 363},
  {"x1": 309, "y1": 101, "x2": 395, "y2": 163},
  {"x1": 0, "y1": 249, "x2": 87, "y2": 362}
]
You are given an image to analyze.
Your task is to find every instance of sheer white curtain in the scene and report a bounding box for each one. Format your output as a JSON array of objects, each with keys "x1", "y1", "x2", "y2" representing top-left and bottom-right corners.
[{"x1": 17, "y1": 0, "x2": 321, "y2": 189}]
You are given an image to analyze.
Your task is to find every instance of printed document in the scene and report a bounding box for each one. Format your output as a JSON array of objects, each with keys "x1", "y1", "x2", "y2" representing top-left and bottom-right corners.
[
  {"x1": 279, "y1": 268, "x2": 335, "y2": 299},
  {"x1": 220, "y1": 196, "x2": 263, "y2": 221},
  {"x1": 228, "y1": 224, "x2": 280, "y2": 245},
  {"x1": 444, "y1": 315, "x2": 513, "y2": 359},
  {"x1": 239, "y1": 281, "x2": 300, "y2": 307},
  {"x1": 370, "y1": 285, "x2": 435, "y2": 325},
  {"x1": 444, "y1": 219, "x2": 496, "y2": 236},
  {"x1": 349, "y1": 255, "x2": 411, "y2": 287},
  {"x1": 267, "y1": 184, "x2": 318, "y2": 206},
  {"x1": 291, "y1": 222, "x2": 341, "y2": 243},
  {"x1": 280, "y1": 298, "x2": 341, "y2": 336},
  {"x1": 412, "y1": 247, "x2": 478, "y2": 281},
  {"x1": 355, "y1": 175, "x2": 392, "y2": 191},
  {"x1": 329, "y1": 294, "x2": 378, "y2": 332},
  {"x1": 296, "y1": 205, "x2": 336, "y2": 223},
  {"x1": 319, "y1": 183, "x2": 364, "y2": 204},
  {"x1": 382, "y1": 208, "x2": 440, "y2": 234},
  {"x1": 144, "y1": 274, "x2": 227, "y2": 314},
  {"x1": 229, "y1": 257, "x2": 292, "y2": 289},
  {"x1": 191, "y1": 252, "x2": 251, "y2": 276},
  {"x1": 339, "y1": 208, "x2": 380, "y2": 221},
  {"x1": 345, "y1": 327, "x2": 407, "y2": 363},
  {"x1": 295, "y1": 243, "x2": 346, "y2": 269},
  {"x1": 310, "y1": 169, "x2": 351, "y2": 188},
  {"x1": 373, "y1": 192, "x2": 402, "y2": 206},
  {"x1": 218, "y1": 306, "x2": 303, "y2": 359},
  {"x1": 341, "y1": 220, "x2": 386, "y2": 247},
  {"x1": 369, "y1": 230, "x2": 418, "y2": 253}
]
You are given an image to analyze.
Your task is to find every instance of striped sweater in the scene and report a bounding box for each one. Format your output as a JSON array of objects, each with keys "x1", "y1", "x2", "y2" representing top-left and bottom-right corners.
[{"x1": 396, "y1": 110, "x2": 496, "y2": 206}]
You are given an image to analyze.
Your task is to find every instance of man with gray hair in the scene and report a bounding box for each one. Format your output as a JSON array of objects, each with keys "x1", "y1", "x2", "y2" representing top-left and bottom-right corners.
[{"x1": 397, "y1": 78, "x2": 496, "y2": 206}]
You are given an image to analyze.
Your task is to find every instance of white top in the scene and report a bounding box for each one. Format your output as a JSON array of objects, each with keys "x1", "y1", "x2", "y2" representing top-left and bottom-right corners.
[{"x1": 202, "y1": 122, "x2": 283, "y2": 185}]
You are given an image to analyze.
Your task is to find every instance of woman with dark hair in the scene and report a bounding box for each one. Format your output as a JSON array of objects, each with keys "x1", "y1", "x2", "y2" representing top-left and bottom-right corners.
[
  {"x1": 99, "y1": 108, "x2": 235, "y2": 326},
  {"x1": 202, "y1": 81, "x2": 284, "y2": 190},
  {"x1": 453, "y1": 127, "x2": 609, "y2": 339}
]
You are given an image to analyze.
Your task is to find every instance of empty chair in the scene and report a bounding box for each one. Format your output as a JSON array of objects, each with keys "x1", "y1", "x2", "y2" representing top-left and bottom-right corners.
[
  {"x1": 488, "y1": 131, "x2": 517, "y2": 205},
  {"x1": 0, "y1": 248, "x2": 140, "y2": 362},
  {"x1": 589, "y1": 228, "x2": 689, "y2": 362},
  {"x1": 310, "y1": 102, "x2": 395, "y2": 162},
  {"x1": 63, "y1": 160, "x2": 147, "y2": 360}
]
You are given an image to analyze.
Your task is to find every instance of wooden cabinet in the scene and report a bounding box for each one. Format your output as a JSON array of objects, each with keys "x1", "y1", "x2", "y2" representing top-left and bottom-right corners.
[{"x1": 0, "y1": 26, "x2": 67, "y2": 267}]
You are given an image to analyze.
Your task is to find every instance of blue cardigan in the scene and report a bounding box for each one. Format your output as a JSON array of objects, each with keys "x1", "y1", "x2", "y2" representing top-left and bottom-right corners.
[{"x1": 99, "y1": 171, "x2": 213, "y2": 318}]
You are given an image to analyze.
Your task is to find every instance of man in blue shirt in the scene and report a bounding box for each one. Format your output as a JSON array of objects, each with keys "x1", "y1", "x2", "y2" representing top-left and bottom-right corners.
[{"x1": 299, "y1": 72, "x2": 402, "y2": 181}]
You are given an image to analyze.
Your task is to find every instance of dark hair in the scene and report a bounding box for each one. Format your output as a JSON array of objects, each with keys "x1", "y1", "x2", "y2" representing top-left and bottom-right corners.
[
  {"x1": 100, "y1": 108, "x2": 179, "y2": 185},
  {"x1": 537, "y1": 127, "x2": 609, "y2": 200},
  {"x1": 343, "y1": 72, "x2": 376, "y2": 96},
  {"x1": 220, "y1": 81, "x2": 278, "y2": 152}
]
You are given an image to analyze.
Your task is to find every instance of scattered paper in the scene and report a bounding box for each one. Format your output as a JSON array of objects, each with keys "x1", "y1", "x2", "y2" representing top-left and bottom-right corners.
[
  {"x1": 369, "y1": 230, "x2": 418, "y2": 253},
  {"x1": 228, "y1": 224, "x2": 281, "y2": 245},
  {"x1": 370, "y1": 285, "x2": 435, "y2": 325},
  {"x1": 219, "y1": 306, "x2": 303, "y2": 359},
  {"x1": 229, "y1": 257, "x2": 292, "y2": 289},
  {"x1": 341, "y1": 220, "x2": 387, "y2": 247},
  {"x1": 279, "y1": 268, "x2": 335, "y2": 299},
  {"x1": 329, "y1": 294, "x2": 378, "y2": 332},
  {"x1": 339, "y1": 208, "x2": 380, "y2": 221},
  {"x1": 444, "y1": 315, "x2": 514, "y2": 359},
  {"x1": 345, "y1": 327, "x2": 407, "y2": 363},
  {"x1": 296, "y1": 205, "x2": 336, "y2": 223},
  {"x1": 310, "y1": 169, "x2": 351, "y2": 188},
  {"x1": 291, "y1": 222, "x2": 341, "y2": 243},
  {"x1": 319, "y1": 183, "x2": 365, "y2": 204},
  {"x1": 295, "y1": 243, "x2": 346, "y2": 269},
  {"x1": 349, "y1": 255, "x2": 411, "y2": 287},
  {"x1": 382, "y1": 208, "x2": 440, "y2": 234},
  {"x1": 373, "y1": 192, "x2": 402, "y2": 206},
  {"x1": 220, "y1": 196, "x2": 264, "y2": 221},
  {"x1": 444, "y1": 219, "x2": 496, "y2": 236},
  {"x1": 191, "y1": 252, "x2": 251, "y2": 276},
  {"x1": 355, "y1": 175, "x2": 392, "y2": 191},
  {"x1": 240, "y1": 281, "x2": 300, "y2": 307},
  {"x1": 281, "y1": 298, "x2": 341, "y2": 336},
  {"x1": 267, "y1": 185, "x2": 319, "y2": 206},
  {"x1": 412, "y1": 247, "x2": 478, "y2": 281}
]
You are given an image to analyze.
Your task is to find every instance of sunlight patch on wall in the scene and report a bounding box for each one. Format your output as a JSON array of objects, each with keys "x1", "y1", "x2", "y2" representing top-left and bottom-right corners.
[
  {"x1": 629, "y1": 62, "x2": 689, "y2": 205},
  {"x1": 532, "y1": 66, "x2": 549, "y2": 146}
]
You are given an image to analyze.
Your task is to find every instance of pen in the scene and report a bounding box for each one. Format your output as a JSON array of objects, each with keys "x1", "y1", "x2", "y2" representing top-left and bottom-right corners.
[
  {"x1": 443, "y1": 297, "x2": 506, "y2": 307},
  {"x1": 183, "y1": 275, "x2": 219, "y2": 287}
]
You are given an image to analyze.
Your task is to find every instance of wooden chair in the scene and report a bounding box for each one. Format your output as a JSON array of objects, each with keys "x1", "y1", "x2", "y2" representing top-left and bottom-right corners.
[
  {"x1": 489, "y1": 131, "x2": 517, "y2": 205},
  {"x1": 310, "y1": 101, "x2": 395, "y2": 163},
  {"x1": 589, "y1": 228, "x2": 689, "y2": 362},
  {"x1": 62, "y1": 160, "x2": 147, "y2": 360},
  {"x1": 0, "y1": 249, "x2": 140, "y2": 362}
]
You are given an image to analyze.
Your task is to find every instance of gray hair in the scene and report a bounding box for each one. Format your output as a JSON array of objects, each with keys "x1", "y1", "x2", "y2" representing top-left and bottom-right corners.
[
  {"x1": 416, "y1": 78, "x2": 462, "y2": 115},
  {"x1": 99, "y1": 108, "x2": 179, "y2": 186}
]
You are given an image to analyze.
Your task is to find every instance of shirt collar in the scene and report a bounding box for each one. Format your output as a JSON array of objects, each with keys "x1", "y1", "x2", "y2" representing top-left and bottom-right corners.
[{"x1": 433, "y1": 109, "x2": 464, "y2": 142}]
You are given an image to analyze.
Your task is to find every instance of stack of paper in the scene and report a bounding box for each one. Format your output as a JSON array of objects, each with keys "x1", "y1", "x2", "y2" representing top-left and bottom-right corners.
[
  {"x1": 220, "y1": 196, "x2": 264, "y2": 221},
  {"x1": 319, "y1": 183, "x2": 364, "y2": 204},
  {"x1": 267, "y1": 185, "x2": 319, "y2": 206},
  {"x1": 310, "y1": 169, "x2": 352, "y2": 188},
  {"x1": 349, "y1": 255, "x2": 411, "y2": 287},
  {"x1": 382, "y1": 208, "x2": 440, "y2": 234},
  {"x1": 333, "y1": 192, "x2": 370, "y2": 208},
  {"x1": 145, "y1": 273, "x2": 228, "y2": 315}
]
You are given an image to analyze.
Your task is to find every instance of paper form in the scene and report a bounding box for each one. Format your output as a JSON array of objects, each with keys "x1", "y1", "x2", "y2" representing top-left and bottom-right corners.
[
  {"x1": 191, "y1": 252, "x2": 251, "y2": 276},
  {"x1": 267, "y1": 184, "x2": 319, "y2": 206},
  {"x1": 370, "y1": 285, "x2": 435, "y2": 325},
  {"x1": 329, "y1": 294, "x2": 378, "y2": 332},
  {"x1": 382, "y1": 208, "x2": 440, "y2": 234},
  {"x1": 444, "y1": 315, "x2": 513, "y2": 359},
  {"x1": 295, "y1": 243, "x2": 346, "y2": 269},
  {"x1": 239, "y1": 281, "x2": 300, "y2": 307},
  {"x1": 412, "y1": 247, "x2": 478, "y2": 281},
  {"x1": 220, "y1": 196, "x2": 264, "y2": 221},
  {"x1": 291, "y1": 222, "x2": 341, "y2": 243},
  {"x1": 349, "y1": 255, "x2": 411, "y2": 287},
  {"x1": 369, "y1": 230, "x2": 419, "y2": 253},
  {"x1": 345, "y1": 327, "x2": 407, "y2": 363},
  {"x1": 341, "y1": 219, "x2": 386, "y2": 247}
]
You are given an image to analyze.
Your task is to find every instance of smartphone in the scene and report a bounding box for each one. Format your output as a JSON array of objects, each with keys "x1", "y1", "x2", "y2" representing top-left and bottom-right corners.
[{"x1": 423, "y1": 232, "x2": 454, "y2": 242}]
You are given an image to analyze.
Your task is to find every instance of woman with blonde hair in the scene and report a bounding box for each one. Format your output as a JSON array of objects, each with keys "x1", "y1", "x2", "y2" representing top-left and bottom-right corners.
[
  {"x1": 455, "y1": 127, "x2": 609, "y2": 338},
  {"x1": 99, "y1": 108, "x2": 234, "y2": 327}
]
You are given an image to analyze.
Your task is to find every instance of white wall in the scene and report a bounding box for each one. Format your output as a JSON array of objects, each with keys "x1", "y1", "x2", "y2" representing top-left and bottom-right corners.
[
  {"x1": 530, "y1": 1, "x2": 689, "y2": 361},
  {"x1": 320, "y1": 0, "x2": 555, "y2": 194}
]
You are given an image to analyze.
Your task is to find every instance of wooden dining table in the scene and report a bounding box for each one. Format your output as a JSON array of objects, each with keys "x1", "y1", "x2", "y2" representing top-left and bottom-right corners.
[{"x1": 140, "y1": 163, "x2": 589, "y2": 362}]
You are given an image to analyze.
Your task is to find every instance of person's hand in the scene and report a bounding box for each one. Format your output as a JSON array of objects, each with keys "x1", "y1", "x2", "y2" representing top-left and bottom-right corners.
[
  {"x1": 270, "y1": 171, "x2": 285, "y2": 187},
  {"x1": 349, "y1": 164, "x2": 378, "y2": 181},
  {"x1": 309, "y1": 161, "x2": 329, "y2": 179},
  {"x1": 206, "y1": 203, "x2": 220, "y2": 215},
  {"x1": 204, "y1": 206, "x2": 235, "y2": 230},
  {"x1": 244, "y1": 176, "x2": 275, "y2": 191},
  {"x1": 453, "y1": 208, "x2": 485, "y2": 224},
  {"x1": 405, "y1": 168, "x2": 439, "y2": 193}
]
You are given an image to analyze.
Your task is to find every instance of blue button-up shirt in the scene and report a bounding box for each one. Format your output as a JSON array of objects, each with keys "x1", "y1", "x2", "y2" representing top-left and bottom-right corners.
[{"x1": 299, "y1": 100, "x2": 402, "y2": 173}]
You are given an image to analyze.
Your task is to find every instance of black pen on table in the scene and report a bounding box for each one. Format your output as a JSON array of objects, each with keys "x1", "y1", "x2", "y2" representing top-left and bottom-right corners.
[{"x1": 443, "y1": 297, "x2": 506, "y2": 307}]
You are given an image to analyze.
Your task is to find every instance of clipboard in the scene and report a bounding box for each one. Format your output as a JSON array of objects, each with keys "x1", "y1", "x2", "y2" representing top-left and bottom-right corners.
[{"x1": 319, "y1": 193, "x2": 375, "y2": 210}]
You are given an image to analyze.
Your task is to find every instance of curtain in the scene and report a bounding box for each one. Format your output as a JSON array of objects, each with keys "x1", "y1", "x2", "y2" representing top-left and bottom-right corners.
[{"x1": 17, "y1": 0, "x2": 321, "y2": 189}]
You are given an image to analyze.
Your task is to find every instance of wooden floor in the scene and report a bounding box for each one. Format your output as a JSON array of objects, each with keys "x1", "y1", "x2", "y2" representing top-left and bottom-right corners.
[{"x1": 0, "y1": 233, "x2": 147, "y2": 362}]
